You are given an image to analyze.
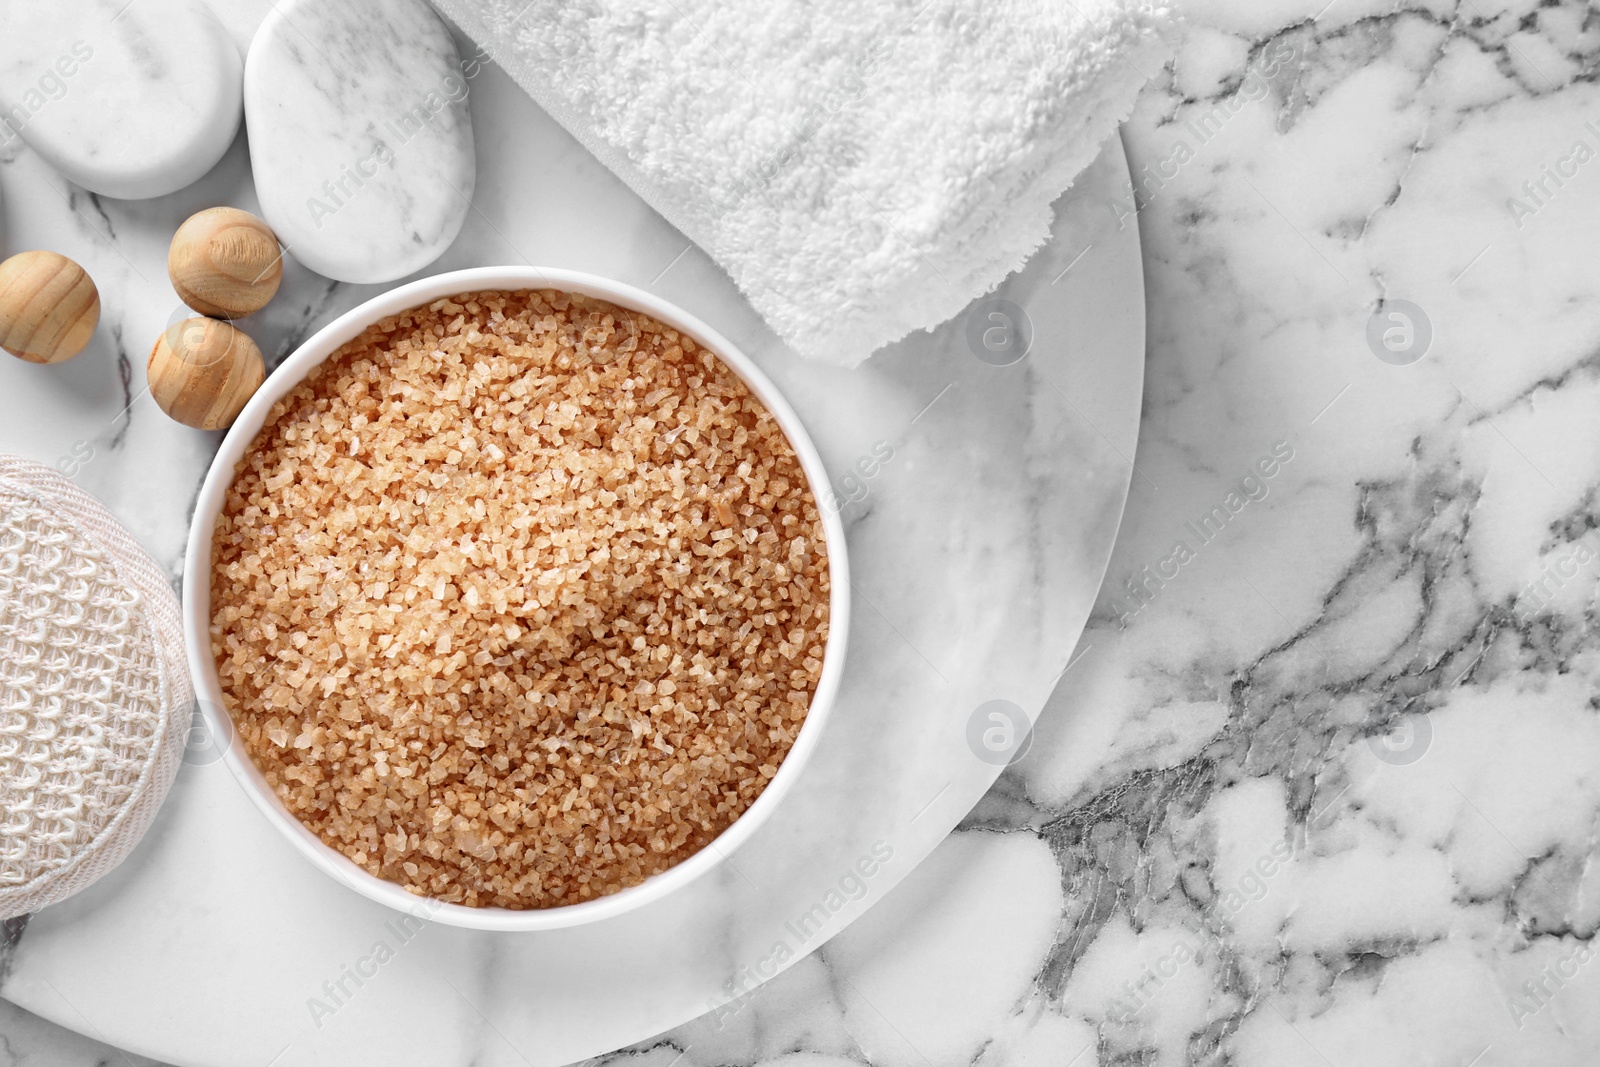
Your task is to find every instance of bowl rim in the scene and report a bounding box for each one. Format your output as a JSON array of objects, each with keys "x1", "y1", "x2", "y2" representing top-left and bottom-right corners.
[{"x1": 182, "y1": 266, "x2": 851, "y2": 931}]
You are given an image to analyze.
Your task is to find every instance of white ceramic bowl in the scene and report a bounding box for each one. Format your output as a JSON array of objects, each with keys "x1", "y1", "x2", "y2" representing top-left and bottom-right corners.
[{"x1": 183, "y1": 267, "x2": 850, "y2": 931}]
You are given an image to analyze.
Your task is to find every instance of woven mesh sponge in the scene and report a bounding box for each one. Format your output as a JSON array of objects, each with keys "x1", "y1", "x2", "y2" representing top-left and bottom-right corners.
[{"x1": 0, "y1": 455, "x2": 189, "y2": 918}]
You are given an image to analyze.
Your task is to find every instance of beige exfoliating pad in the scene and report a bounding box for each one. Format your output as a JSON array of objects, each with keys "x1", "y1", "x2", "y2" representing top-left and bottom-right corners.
[{"x1": 0, "y1": 456, "x2": 189, "y2": 917}]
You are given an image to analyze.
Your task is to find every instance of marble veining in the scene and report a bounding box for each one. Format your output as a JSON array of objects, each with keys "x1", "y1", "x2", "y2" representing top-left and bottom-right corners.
[
  {"x1": 245, "y1": 0, "x2": 476, "y2": 284},
  {"x1": 0, "y1": 0, "x2": 242, "y2": 200},
  {"x1": 5, "y1": 0, "x2": 1600, "y2": 1065},
  {"x1": 629, "y1": 4, "x2": 1600, "y2": 1067}
]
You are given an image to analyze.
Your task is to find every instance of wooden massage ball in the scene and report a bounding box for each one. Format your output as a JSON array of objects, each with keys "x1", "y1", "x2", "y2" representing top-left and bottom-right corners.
[
  {"x1": 148, "y1": 317, "x2": 264, "y2": 430},
  {"x1": 168, "y1": 207, "x2": 282, "y2": 319},
  {"x1": 0, "y1": 250, "x2": 100, "y2": 364}
]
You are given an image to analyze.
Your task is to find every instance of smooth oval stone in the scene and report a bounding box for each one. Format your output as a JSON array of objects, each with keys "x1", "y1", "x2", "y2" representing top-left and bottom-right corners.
[
  {"x1": 0, "y1": 0, "x2": 243, "y2": 200},
  {"x1": 244, "y1": 0, "x2": 475, "y2": 285}
]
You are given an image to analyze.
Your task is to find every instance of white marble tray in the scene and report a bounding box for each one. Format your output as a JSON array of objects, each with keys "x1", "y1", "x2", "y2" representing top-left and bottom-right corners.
[{"x1": 0, "y1": 32, "x2": 1143, "y2": 1067}]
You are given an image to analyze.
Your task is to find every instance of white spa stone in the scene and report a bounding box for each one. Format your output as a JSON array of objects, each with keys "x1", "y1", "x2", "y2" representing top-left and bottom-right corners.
[
  {"x1": 243, "y1": 0, "x2": 475, "y2": 285},
  {"x1": 0, "y1": 0, "x2": 242, "y2": 200}
]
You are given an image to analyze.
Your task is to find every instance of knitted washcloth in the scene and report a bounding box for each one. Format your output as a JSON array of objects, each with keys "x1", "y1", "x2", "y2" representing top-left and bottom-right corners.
[
  {"x1": 0, "y1": 456, "x2": 189, "y2": 918},
  {"x1": 432, "y1": 0, "x2": 1174, "y2": 367}
]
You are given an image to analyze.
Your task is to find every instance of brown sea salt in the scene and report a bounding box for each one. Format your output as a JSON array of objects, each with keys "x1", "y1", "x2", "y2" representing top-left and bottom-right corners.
[{"x1": 209, "y1": 289, "x2": 829, "y2": 909}]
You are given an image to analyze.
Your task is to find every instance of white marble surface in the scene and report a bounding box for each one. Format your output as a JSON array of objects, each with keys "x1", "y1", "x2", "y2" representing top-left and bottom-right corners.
[
  {"x1": 246, "y1": 0, "x2": 475, "y2": 283},
  {"x1": 0, "y1": 0, "x2": 242, "y2": 200},
  {"x1": 0, "y1": 3, "x2": 1141, "y2": 1066},
  {"x1": 8, "y1": 0, "x2": 1600, "y2": 1065}
]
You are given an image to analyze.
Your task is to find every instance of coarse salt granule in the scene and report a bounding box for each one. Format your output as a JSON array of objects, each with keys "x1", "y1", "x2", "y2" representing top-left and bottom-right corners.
[{"x1": 210, "y1": 289, "x2": 829, "y2": 909}]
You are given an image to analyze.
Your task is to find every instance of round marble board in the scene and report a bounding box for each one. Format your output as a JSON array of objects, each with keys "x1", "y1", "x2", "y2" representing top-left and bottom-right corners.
[{"x1": 0, "y1": 33, "x2": 1144, "y2": 1067}]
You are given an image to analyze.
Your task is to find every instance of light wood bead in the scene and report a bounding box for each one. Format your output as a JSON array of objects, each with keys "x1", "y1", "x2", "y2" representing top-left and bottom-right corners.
[
  {"x1": 148, "y1": 318, "x2": 265, "y2": 430},
  {"x1": 168, "y1": 207, "x2": 282, "y2": 319},
  {"x1": 0, "y1": 250, "x2": 100, "y2": 364}
]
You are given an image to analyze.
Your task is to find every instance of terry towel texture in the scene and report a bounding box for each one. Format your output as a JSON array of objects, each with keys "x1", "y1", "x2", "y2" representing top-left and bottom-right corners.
[{"x1": 432, "y1": 0, "x2": 1172, "y2": 366}]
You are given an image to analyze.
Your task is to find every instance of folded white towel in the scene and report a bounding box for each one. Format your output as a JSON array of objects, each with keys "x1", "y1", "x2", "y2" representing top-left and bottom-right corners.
[{"x1": 432, "y1": 0, "x2": 1172, "y2": 366}]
